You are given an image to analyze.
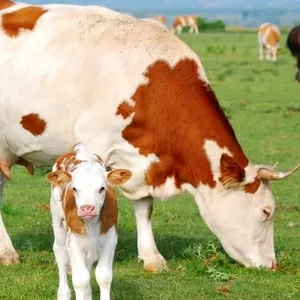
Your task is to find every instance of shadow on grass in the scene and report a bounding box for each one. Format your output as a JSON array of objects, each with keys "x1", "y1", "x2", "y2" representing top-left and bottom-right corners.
[{"x1": 13, "y1": 226, "x2": 212, "y2": 261}]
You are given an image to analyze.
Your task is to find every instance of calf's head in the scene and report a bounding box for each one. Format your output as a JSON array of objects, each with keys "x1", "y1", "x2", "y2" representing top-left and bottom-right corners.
[{"x1": 47, "y1": 156, "x2": 132, "y2": 221}]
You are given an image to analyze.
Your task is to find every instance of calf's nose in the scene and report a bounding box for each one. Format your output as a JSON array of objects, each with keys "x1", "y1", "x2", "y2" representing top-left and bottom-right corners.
[{"x1": 80, "y1": 205, "x2": 95, "y2": 213}]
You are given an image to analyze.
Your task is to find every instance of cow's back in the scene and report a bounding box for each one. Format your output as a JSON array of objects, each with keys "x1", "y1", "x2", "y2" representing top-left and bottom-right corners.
[{"x1": 0, "y1": 2, "x2": 208, "y2": 198}]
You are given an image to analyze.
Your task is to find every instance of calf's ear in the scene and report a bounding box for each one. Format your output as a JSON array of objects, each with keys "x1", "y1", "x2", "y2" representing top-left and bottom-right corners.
[{"x1": 46, "y1": 170, "x2": 72, "y2": 186}]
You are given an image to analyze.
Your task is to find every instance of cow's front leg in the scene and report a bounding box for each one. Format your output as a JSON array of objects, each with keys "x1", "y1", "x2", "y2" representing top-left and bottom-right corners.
[
  {"x1": 0, "y1": 173, "x2": 20, "y2": 265},
  {"x1": 133, "y1": 196, "x2": 168, "y2": 273}
]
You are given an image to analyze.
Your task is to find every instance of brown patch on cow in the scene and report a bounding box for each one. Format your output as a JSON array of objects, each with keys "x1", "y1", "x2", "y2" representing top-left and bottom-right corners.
[
  {"x1": 0, "y1": 0, "x2": 15, "y2": 11},
  {"x1": 116, "y1": 102, "x2": 134, "y2": 119},
  {"x1": 267, "y1": 29, "x2": 280, "y2": 46},
  {"x1": 2, "y1": 6, "x2": 47, "y2": 38},
  {"x1": 62, "y1": 187, "x2": 85, "y2": 235},
  {"x1": 99, "y1": 187, "x2": 118, "y2": 235},
  {"x1": 244, "y1": 177, "x2": 260, "y2": 193},
  {"x1": 117, "y1": 59, "x2": 249, "y2": 190},
  {"x1": 20, "y1": 113, "x2": 46, "y2": 136}
]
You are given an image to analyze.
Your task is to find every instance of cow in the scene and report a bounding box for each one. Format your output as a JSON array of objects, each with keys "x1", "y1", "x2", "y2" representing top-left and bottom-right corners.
[
  {"x1": 257, "y1": 22, "x2": 280, "y2": 61},
  {"x1": 0, "y1": 1, "x2": 299, "y2": 274},
  {"x1": 171, "y1": 15, "x2": 199, "y2": 35},
  {"x1": 46, "y1": 142, "x2": 132, "y2": 300},
  {"x1": 286, "y1": 25, "x2": 300, "y2": 82}
]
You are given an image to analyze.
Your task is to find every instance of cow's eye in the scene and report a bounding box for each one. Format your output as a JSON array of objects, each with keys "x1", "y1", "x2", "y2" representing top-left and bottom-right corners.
[
  {"x1": 99, "y1": 187, "x2": 105, "y2": 193},
  {"x1": 73, "y1": 187, "x2": 77, "y2": 192}
]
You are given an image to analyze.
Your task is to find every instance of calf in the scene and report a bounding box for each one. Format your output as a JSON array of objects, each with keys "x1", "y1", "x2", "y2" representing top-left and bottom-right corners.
[
  {"x1": 286, "y1": 25, "x2": 300, "y2": 82},
  {"x1": 46, "y1": 143, "x2": 132, "y2": 300},
  {"x1": 257, "y1": 23, "x2": 280, "y2": 61}
]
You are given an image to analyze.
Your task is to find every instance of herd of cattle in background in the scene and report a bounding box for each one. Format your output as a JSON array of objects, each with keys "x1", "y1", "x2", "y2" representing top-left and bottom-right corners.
[
  {"x1": 1, "y1": 2, "x2": 300, "y2": 300},
  {"x1": 151, "y1": 15, "x2": 300, "y2": 80}
]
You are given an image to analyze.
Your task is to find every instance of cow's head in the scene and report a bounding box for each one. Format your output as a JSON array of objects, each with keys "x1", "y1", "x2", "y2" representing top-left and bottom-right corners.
[
  {"x1": 46, "y1": 144, "x2": 132, "y2": 221},
  {"x1": 192, "y1": 144, "x2": 300, "y2": 270}
]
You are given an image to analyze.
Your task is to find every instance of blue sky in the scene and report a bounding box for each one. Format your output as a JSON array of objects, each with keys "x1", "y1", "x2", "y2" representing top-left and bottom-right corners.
[{"x1": 25, "y1": 0, "x2": 300, "y2": 9}]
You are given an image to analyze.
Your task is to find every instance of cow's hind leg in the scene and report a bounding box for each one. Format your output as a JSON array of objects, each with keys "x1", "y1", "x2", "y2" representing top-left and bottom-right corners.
[
  {"x1": 0, "y1": 172, "x2": 20, "y2": 265},
  {"x1": 133, "y1": 196, "x2": 168, "y2": 273}
]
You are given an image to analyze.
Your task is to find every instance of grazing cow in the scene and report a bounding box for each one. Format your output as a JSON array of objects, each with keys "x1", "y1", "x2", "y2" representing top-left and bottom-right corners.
[
  {"x1": 257, "y1": 23, "x2": 280, "y2": 61},
  {"x1": 286, "y1": 25, "x2": 300, "y2": 82},
  {"x1": 0, "y1": 1, "x2": 299, "y2": 273},
  {"x1": 171, "y1": 15, "x2": 199, "y2": 35},
  {"x1": 46, "y1": 143, "x2": 132, "y2": 300}
]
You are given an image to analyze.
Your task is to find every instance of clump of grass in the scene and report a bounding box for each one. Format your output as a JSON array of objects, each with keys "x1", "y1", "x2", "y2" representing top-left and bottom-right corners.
[{"x1": 184, "y1": 241, "x2": 235, "y2": 282}]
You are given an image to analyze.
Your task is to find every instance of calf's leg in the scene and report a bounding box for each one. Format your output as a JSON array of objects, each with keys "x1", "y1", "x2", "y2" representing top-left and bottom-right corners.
[{"x1": 96, "y1": 227, "x2": 118, "y2": 300}]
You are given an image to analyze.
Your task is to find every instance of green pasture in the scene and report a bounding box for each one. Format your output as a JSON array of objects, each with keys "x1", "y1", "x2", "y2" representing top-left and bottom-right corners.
[{"x1": 0, "y1": 31, "x2": 300, "y2": 299}]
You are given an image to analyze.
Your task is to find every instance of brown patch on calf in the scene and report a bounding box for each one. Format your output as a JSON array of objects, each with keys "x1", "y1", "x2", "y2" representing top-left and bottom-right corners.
[
  {"x1": 117, "y1": 59, "x2": 249, "y2": 190},
  {"x1": 62, "y1": 188, "x2": 84, "y2": 234},
  {"x1": 0, "y1": 0, "x2": 15, "y2": 11},
  {"x1": 20, "y1": 113, "x2": 46, "y2": 136},
  {"x1": 2, "y1": 6, "x2": 47, "y2": 38},
  {"x1": 99, "y1": 187, "x2": 118, "y2": 234},
  {"x1": 55, "y1": 151, "x2": 82, "y2": 172}
]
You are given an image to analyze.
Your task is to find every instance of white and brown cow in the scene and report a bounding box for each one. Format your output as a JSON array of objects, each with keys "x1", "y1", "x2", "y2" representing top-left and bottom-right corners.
[
  {"x1": 46, "y1": 143, "x2": 132, "y2": 300},
  {"x1": 258, "y1": 22, "x2": 280, "y2": 61},
  {"x1": 171, "y1": 15, "x2": 199, "y2": 35},
  {"x1": 0, "y1": 1, "x2": 299, "y2": 273}
]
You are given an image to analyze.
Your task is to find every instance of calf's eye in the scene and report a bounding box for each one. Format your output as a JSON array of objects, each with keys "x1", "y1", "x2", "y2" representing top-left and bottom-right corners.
[
  {"x1": 73, "y1": 187, "x2": 77, "y2": 192},
  {"x1": 99, "y1": 187, "x2": 105, "y2": 193}
]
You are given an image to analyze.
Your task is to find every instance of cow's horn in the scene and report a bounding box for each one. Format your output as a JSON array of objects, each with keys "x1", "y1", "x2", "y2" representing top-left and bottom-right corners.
[{"x1": 257, "y1": 163, "x2": 300, "y2": 181}]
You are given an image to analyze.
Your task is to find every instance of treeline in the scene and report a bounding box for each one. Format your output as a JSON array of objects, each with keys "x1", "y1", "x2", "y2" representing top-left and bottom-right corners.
[{"x1": 182, "y1": 17, "x2": 225, "y2": 32}]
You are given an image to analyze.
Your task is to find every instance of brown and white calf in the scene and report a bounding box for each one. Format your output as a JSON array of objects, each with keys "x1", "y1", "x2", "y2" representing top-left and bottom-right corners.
[
  {"x1": 0, "y1": 1, "x2": 299, "y2": 274},
  {"x1": 258, "y1": 22, "x2": 280, "y2": 61},
  {"x1": 171, "y1": 15, "x2": 199, "y2": 34},
  {"x1": 46, "y1": 143, "x2": 132, "y2": 300}
]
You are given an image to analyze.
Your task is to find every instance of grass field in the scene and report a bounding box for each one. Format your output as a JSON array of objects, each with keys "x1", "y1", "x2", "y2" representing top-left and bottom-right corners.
[{"x1": 1, "y1": 31, "x2": 300, "y2": 300}]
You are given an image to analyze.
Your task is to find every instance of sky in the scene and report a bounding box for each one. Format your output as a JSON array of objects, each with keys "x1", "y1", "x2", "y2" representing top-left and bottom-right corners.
[{"x1": 25, "y1": 0, "x2": 300, "y2": 10}]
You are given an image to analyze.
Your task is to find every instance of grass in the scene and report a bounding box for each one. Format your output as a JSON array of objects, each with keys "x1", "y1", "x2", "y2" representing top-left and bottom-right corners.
[{"x1": 1, "y1": 31, "x2": 300, "y2": 299}]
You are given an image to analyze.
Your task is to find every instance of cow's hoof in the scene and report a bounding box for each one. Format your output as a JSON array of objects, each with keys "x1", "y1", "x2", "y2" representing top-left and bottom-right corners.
[
  {"x1": 142, "y1": 256, "x2": 170, "y2": 273},
  {"x1": 0, "y1": 250, "x2": 20, "y2": 265}
]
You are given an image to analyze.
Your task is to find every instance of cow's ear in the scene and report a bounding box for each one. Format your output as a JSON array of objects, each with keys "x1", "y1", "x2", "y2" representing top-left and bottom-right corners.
[
  {"x1": 107, "y1": 169, "x2": 132, "y2": 186},
  {"x1": 219, "y1": 154, "x2": 245, "y2": 189}
]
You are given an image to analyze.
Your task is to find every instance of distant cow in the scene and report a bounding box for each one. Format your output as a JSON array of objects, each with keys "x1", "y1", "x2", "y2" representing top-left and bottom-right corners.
[
  {"x1": 171, "y1": 15, "x2": 199, "y2": 35},
  {"x1": 286, "y1": 25, "x2": 300, "y2": 82},
  {"x1": 257, "y1": 23, "x2": 280, "y2": 61}
]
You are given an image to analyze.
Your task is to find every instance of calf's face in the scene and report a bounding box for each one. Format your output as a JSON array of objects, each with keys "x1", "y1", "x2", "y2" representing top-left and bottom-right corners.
[{"x1": 47, "y1": 163, "x2": 132, "y2": 221}]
